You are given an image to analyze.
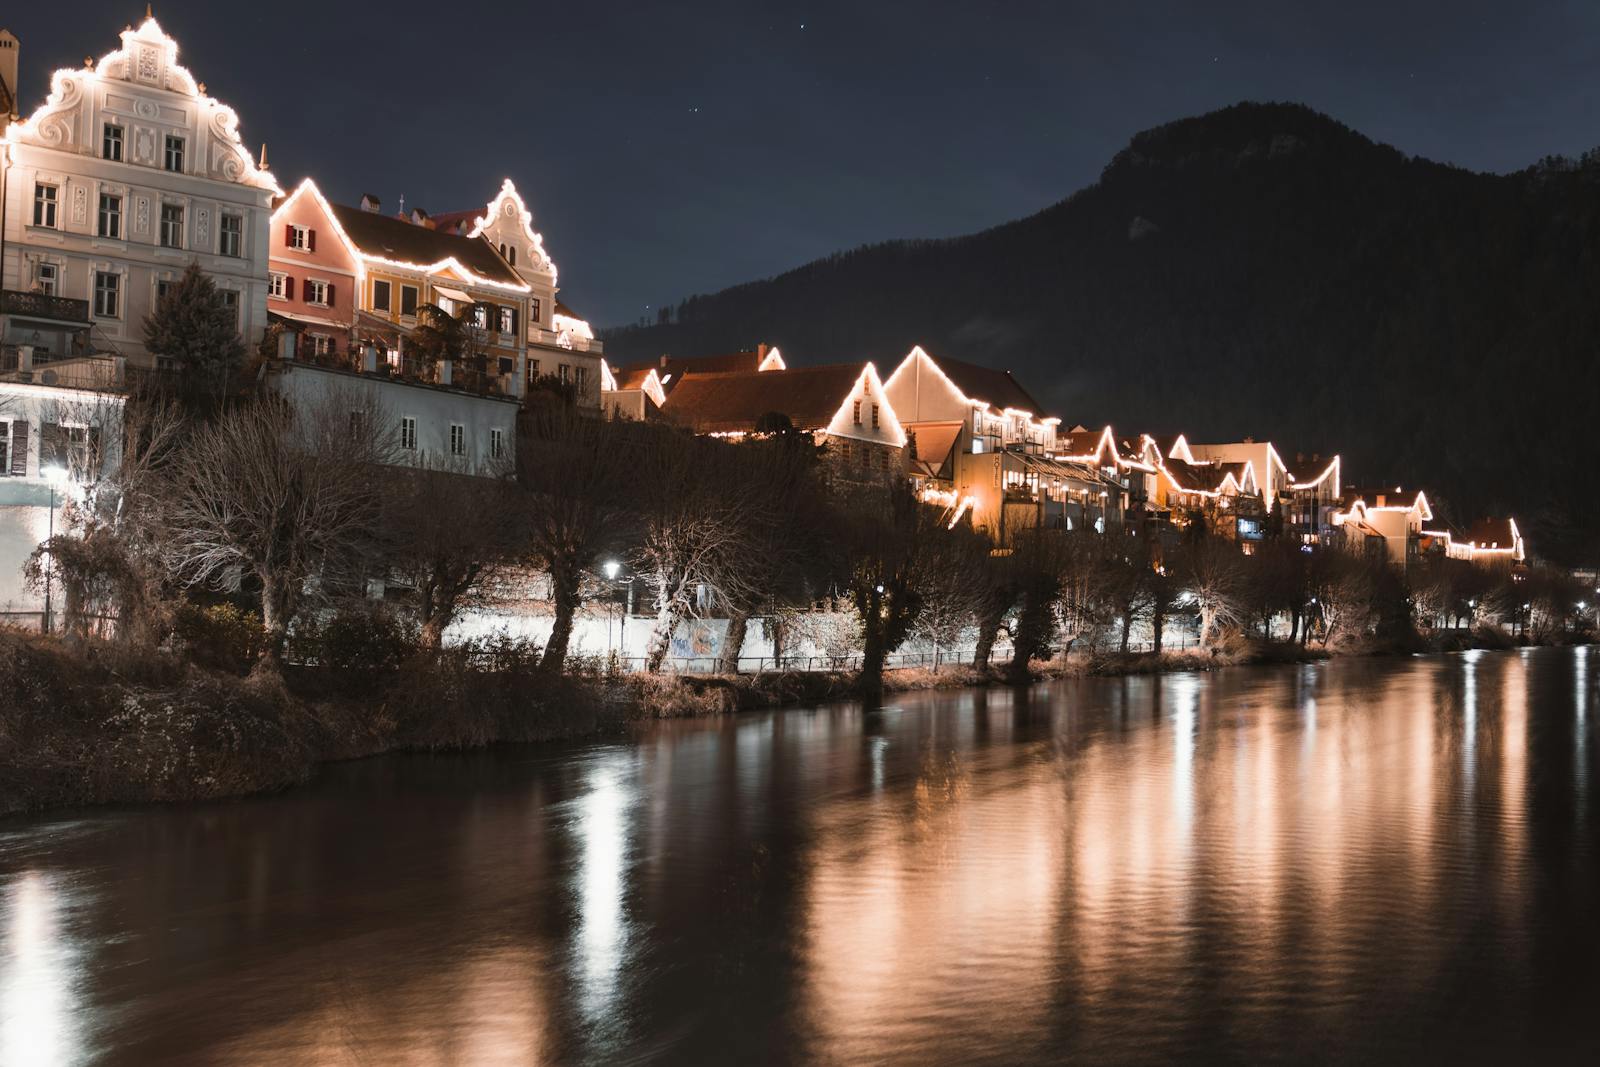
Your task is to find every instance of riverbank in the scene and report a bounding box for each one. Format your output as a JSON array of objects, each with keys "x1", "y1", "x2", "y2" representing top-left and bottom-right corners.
[{"x1": 0, "y1": 628, "x2": 1582, "y2": 816}]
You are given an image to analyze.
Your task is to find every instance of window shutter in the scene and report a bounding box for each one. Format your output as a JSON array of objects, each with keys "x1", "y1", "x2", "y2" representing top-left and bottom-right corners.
[
  {"x1": 284, "y1": 224, "x2": 295, "y2": 246},
  {"x1": 326, "y1": 283, "x2": 336, "y2": 305},
  {"x1": 285, "y1": 277, "x2": 296, "y2": 301},
  {"x1": 10, "y1": 421, "x2": 28, "y2": 476},
  {"x1": 307, "y1": 229, "x2": 316, "y2": 252}
]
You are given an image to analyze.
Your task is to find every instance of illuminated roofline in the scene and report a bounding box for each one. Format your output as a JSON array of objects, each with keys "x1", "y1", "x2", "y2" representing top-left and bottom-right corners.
[
  {"x1": 270, "y1": 178, "x2": 531, "y2": 295},
  {"x1": 824, "y1": 363, "x2": 907, "y2": 448},
  {"x1": 467, "y1": 178, "x2": 557, "y2": 285}
]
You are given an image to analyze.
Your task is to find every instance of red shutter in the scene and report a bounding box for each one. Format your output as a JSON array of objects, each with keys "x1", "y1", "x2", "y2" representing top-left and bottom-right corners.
[
  {"x1": 307, "y1": 229, "x2": 316, "y2": 252},
  {"x1": 326, "y1": 283, "x2": 335, "y2": 306},
  {"x1": 10, "y1": 421, "x2": 28, "y2": 476},
  {"x1": 284, "y1": 224, "x2": 295, "y2": 247},
  {"x1": 285, "y1": 277, "x2": 295, "y2": 301}
]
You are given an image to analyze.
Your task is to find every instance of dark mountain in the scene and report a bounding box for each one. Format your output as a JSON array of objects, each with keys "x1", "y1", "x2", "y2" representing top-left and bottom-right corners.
[{"x1": 602, "y1": 103, "x2": 1600, "y2": 564}]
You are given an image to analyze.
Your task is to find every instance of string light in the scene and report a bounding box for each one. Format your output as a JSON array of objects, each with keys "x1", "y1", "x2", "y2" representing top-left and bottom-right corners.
[
  {"x1": 465, "y1": 178, "x2": 557, "y2": 284},
  {"x1": 6, "y1": 16, "x2": 281, "y2": 196}
]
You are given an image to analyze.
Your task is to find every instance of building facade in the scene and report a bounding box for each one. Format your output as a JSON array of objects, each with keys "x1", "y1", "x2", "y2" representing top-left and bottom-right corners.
[
  {"x1": 433, "y1": 180, "x2": 604, "y2": 407},
  {"x1": 0, "y1": 17, "x2": 277, "y2": 370}
]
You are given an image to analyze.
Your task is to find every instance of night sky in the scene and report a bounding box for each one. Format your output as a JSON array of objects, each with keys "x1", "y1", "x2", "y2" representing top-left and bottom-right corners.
[{"x1": 7, "y1": 1, "x2": 1600, "y2": 326}]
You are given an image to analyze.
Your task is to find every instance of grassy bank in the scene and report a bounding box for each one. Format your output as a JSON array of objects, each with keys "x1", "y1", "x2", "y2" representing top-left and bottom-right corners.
[{"x1": 1, "y1": 628, "x2": 1585, "y2": 816}]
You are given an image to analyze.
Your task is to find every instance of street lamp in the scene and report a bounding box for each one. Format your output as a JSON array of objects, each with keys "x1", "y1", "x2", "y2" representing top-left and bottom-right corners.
[
  {"x1": 601, "y1": 560, "x2": 625, "y2": 662},
  {"x1": 41, "y1": 465, "x2": 67, "y2": 635}
]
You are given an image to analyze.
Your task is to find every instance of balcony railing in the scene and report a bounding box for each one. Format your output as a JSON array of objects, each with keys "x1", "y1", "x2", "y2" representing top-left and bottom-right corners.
[{"x1": 0, "y1": 290, "x2": 91, "y2": 324}]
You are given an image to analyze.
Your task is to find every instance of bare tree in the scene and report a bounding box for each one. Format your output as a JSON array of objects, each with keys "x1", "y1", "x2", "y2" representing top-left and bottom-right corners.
[
  {"x1": 712, "y1": 434, "x2": 828, "y2": 675},
  {"x1": 24, "y1": 394, "x2": 185, "y2": 643},
  {"x1": 1182, "y1": 535, "x2": 1248, "y2": 647},
  {"x1": 843, "y1": 485, "x2": 932, "y2": 693},
  {"x1": 634, "y1": 432, "x2": 782, "y2": 673},
  {"x1": 515, "y1": 403, "x2": 635, "y2": 673},
  {"x1": 157, "y1": 390, "x2": 393, "y2": 661},
  {"x1": 381, "y1": 459, "x2": 514, "y2": 650},
  {"x1": 908, "y1": 519, "x2": 993, "y2": 670}
]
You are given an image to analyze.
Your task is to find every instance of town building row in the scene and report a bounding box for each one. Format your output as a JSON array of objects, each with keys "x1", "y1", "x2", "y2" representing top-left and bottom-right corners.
[
  {"x1": 0, "y1": 13, "x2": 1530, "y2": 624},
  {"x1": 599, "y1": 343, "x2": 1528, "y2": 571}
]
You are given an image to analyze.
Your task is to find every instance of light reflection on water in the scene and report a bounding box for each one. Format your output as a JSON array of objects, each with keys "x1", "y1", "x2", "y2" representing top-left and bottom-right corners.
[{"x1": 0, "y1": 647, "x2": 1598, "y2": 1064}]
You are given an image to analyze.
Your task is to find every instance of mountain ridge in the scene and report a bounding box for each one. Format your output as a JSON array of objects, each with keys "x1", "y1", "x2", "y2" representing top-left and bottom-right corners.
[{"x1": 602, "y1": 102, "x2": 1600, "y2": 563}]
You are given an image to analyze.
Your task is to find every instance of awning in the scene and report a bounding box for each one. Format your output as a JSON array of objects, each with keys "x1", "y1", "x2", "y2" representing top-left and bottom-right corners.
[{"x1": 431, "y1": 285, "x2": 474, "y2": 305}]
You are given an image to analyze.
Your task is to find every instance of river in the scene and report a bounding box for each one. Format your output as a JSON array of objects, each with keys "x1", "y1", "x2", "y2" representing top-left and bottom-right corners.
[{"x1": 1, "y1": 647, "x2": 1597, "y2": 1064}]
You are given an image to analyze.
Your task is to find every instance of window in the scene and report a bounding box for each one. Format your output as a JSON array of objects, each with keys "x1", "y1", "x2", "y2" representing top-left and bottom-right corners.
[
  {"x1": 0, "y1": 425, "x2": 8, "y2": 477},
  {"x1": 498, "y1": 356, "x2": 514, "y2": 375},
  {"x1": 93, "y1": 272, "x2": 120, "y2": 318},
  {"x1": 35, "y1": 263, "x2": 58, "y2": 296},
  {"x1": 575, "y1": 366, "x2": 587, "y2": 390},
  {"x1": 32, "y1": 184, "x2": 57, "y2": 228},
  {"x1": 471, "y1": 304, "x2": 488, "y2": 329},
  {"x1": 528, "y1": 358, "x2": 540, "y2": 376},
  {"x1": 159, "y1": 203, "x2": 183, "y2": 248},
  {"x1": 499, "y1": 306, "x2": 516, "y2": 334},
  {"x1": 309, "y1": 333, "x2": 333, "y2": 356},
  {"x1": 219, "y1": 214, "x2": 243, "y2": 257},
  {"x1": 852, "y1": 400, "x2": 862, "y2": 426},
  {"x1": 508, "y1": 247, "x2": 517, "y2": 266},
  {"x1": 449, "y1": 423, "x2": 465, "y2": 456},
  {"x1": 400, "y1": 417, "x2": 417, "y2": 451},
  {"x1": 220, "y1": 290, "x2": 240, "y2": 329},
  {"x1": 871, "y1": 403, "x2": 880, "y2": 429},
  {"x1": 102, "y1": 123, "x2": 123, "y2": 161},
  {"x1": 372, "y1": 279, "x2": 391, "y2": 312},
  {"x1": 156, "y1": 278, "x2": 174, "y2": 303},
  {"x1": 558, "y1": 364, "x2": 570, "y2": 384},
  {"x1": 490, "y1": 428, "x2": 504, "y2": 460},
  {"x1": 529, "y1": 297, "x2": 541, "y2": 323},
  {"x1": 268, "y1": 272, "x2": 288, "y2": 299},
  {"x1": 305, "y1": 279, "x2": 330, "y2": 306},
  {"x1": 286, "y1": 224, "x2": 311, "y2": 251},
  {"x1": 400, "y1": 285, "x2": 419, "y2": 317},
  {"x1": 163, "y1": 135, "x2": 185, "y2": 173},
  {"x1": 97, "y1": 194, "x2": 122, "y2": 238}
]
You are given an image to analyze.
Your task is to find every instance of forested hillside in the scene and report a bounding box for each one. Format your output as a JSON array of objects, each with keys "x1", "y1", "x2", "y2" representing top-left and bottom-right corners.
[{"x1": 604, "y1": 103, "x2": 1600, "y2": 563}]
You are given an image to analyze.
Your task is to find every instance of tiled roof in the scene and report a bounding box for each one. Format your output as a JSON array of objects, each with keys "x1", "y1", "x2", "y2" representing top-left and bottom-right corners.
[
  {"x1": 930, "y1": 353, "x2": 1045, "y2": 415},
  {"x1": 1463, "y1": 517, "x2": 1518, "y2": 548},
  {"x1": 329, "y1": 204, "x2": 523, "y2": 287},
  {"x1": 907, "y1": 421, "x2": 962, "y2": 475},
  {"x1": 613, "y1": 366, "x2": 657, "y2": 391},
  {"x1": 1162, "y1": 458, "x2": 1219, "y2": 493},
  {"x1": 661, "y1": 364, "x2": 865, "y2": 434},
  {"x1": 622, "y1": 350, "x2": 768, "y2": 385}
]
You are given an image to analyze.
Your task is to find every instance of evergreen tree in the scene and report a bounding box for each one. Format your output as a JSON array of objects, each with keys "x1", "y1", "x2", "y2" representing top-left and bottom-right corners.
[{"x1": 142, "y1": 261, "x2": 246, "y2": 405}]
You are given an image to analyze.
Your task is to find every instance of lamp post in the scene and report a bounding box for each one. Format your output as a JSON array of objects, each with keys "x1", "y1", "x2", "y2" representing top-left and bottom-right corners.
[
  {"x1": 41, "y1": 464, "x2": 67, "y2": 635},
  {"x1": 602, "y1": 559, "x2": 622, "y2": 663}
]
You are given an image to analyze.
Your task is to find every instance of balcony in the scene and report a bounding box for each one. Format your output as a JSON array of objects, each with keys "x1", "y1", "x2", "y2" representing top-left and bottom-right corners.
[{"x1": 0, "y1": 290, "x2": 91, "y2": 325}]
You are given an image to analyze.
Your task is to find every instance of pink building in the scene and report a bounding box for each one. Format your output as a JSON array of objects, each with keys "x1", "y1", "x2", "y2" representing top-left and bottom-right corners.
[{"x1": 265, "y1": 180, "x2": 359, "y2": 359}]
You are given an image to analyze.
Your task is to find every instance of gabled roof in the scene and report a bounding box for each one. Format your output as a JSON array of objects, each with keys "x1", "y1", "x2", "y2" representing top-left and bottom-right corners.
[
  {"x1": 924, "y1": 352, "x2": 1044, "y2": 415},
  {"x1": 624, "y1": 347, "x2": 785, "y2": 388},
  {"x1": 1463, "y1": 517, "x2": 1519, "y2": 550},
  {"x1": 661, "y1": 363, "x2": 879, "y2": 436},
  {"x1": 328, "y1": 203, "x2": 525, "y2": 289},
  {"x1": 907, "y1": 421, "x2": 963, "y2": 478}
]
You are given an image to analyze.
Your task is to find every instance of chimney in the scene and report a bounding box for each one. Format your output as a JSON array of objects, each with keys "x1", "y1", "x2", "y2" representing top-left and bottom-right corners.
[
  {"x1": 757, "y1": 342, "x2": 768, "y2": 363},
  {"x1": 438, "y1": 359, "x2": 453, "y2": 386},
  {"x1": 360, "y1": 193, "x2": 381, "y2": 213},
  {"x1": 659, "y1": 354, "x2": 669, "y2": 369},
  {"x1": 0, "y1": 31, "x2": 18, "y2": 134},
  {"x1": 277, "y1": 330, "x2": 297, "y2": 361}
]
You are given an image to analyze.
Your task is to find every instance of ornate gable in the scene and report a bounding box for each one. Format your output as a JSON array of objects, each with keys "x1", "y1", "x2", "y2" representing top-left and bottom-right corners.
[
  {"x1": 469, "y1": 179, "x2": 557, "y2": 283},
  {"x1": 4, "y1": 16, "x2": 279, "y2": 193}
]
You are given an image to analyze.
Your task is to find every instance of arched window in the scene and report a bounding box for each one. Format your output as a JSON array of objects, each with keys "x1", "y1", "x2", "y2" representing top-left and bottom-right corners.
[{"x1": 509, "y1": 247, "x2": 517, "y2": 266}]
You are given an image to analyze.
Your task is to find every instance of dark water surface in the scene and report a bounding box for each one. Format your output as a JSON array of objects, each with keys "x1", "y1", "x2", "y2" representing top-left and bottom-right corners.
[{"x1": 3, "y1": 648, "x2": 1599, "y2": 1064}]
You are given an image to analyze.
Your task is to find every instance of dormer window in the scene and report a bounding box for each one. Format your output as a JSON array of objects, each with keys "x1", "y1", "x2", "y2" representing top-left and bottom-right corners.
[{"x1": 285, "y1": 224, "x2": 313, "y2": 251}]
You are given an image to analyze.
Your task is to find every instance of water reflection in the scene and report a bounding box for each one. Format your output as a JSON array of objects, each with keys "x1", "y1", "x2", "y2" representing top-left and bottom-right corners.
[{"x1": 0, "y1": 649, "x2": 1597, "y2": 1064}]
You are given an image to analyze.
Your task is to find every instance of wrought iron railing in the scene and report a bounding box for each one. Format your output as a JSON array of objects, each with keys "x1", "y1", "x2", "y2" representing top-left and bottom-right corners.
[{"x1": 0, "y1": 290, "x2": 91, "y2": 323}]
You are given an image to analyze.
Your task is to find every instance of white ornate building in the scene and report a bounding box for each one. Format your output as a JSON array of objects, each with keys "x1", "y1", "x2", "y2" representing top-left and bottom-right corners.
[{"x1": 0, "y1": 16, "x2": 279, "y2": 370}]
